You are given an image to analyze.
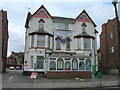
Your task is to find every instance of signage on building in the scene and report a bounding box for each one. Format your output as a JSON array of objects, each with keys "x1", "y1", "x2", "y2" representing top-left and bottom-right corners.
[{"x1": 55, "y1": 30, "x2": 72, "y2": 36}]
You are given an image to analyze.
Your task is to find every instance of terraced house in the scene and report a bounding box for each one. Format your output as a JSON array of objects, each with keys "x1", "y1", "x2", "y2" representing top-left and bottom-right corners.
[{"x1": 23, "y1": 5, "x2": 98, "y2": 78}]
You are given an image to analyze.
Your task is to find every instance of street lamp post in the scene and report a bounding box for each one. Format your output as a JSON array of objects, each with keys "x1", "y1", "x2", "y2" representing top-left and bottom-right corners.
[{"x1": 112, "y1": 0, "x2": 120, "y2": 87}]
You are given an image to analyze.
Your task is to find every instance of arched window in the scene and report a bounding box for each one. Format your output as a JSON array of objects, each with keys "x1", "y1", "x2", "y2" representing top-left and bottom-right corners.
[
  {"x1": 57, "y1": 58, "x2": 64, "y2": 70},
  {"x1": 65, "y1": 61, "x2": 71, "y2": 70},
  {"x1": 79, "y1": 62, "x2": 85, "y2": 70},
  {"x1": 86, "y1": 59, "x2": 91, "y2": 70},
  {"x1": 50, "y1": 61, "x2": 56, "y2": 70},
  {"x1": 72, "y1": 58, "x2": 78, "y2": 70}
]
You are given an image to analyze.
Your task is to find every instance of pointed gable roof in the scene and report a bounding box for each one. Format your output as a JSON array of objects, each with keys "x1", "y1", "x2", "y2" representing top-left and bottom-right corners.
[
  {"x1": 25, "y1": 5, "x2": 52, "y2": 28},
  {"x1": 75, "y1": 10, "x2": 96, "y2": 27},
  {"x1": 32, "y1": 5, "x2": 52, "y2": 18}
]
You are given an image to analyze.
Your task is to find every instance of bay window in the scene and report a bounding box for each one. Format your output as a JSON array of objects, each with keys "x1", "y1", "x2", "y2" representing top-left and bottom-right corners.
[
  {"x1": 84, "y1": 38, "x2": 90, "y2": 49},
  {"x1": 37, "y1": 35, "x2": 45, "y2": 47},
  {"x1": 31, "y1": 35, "x2": 34, "y2": 47}
]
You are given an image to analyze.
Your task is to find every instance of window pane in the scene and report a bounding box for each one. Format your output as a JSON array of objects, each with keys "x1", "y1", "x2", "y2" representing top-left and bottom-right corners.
[
  {"x1": 79, "y1": 62, "x2": 85, "y2": 70},
  {"x1": 57, "y1": 58, "x2": 64, "y2": 70},
  {"x1": 37, "y1": 35, "x2": 45, "y2": 47},
  {"x1": 66, "y1": 40, "x2": 70, "y2": 49},
  {"x1": 48, "y1": 36, "x2": 50, "y2": 48},
  {"x1": 65, "y1": 61, "x2": 71, "y2": 70},
  {"x1": 65, "y1": 58, "x2": 71, "y2": 60},
  {"x1": 31, "y1": 56, "x2": 34, "y2": 69},
  {"x1": 37, "y1": 56, "x2": 44, "y2": 60},
  {"x1": 50, "y1": 58, "x2": 56, "y2": 60},
  {"x1": 59, "y1": 23, "x2": 69, "y2": 29},
  {"x1": 86, "y1": 59, "x2": 91, "y2": 70},
  {"x1": 77, "y1": 38, "x2": 80, "y2": 49},
  {"x1": 72, "y1": 58, "x2": 78, "y2": 70},
  {"x1": 37, "y1": 56, "x2": 44, "y2": 69},
  {"x1": 31, "y1": 36, "x2": 34, "y2": 47},
  {"x1": 56, "y1": 40, "x2": 60, "y2": 49},
  {"x1": 84, "y1": 38, "x2": 90, "y2": 49},
  {"x1": 37, "y1": 61, "x2": 44, "y2": 69},
  {"x1": 50, "y1": 61, "x2": 56, "y2": 70}
]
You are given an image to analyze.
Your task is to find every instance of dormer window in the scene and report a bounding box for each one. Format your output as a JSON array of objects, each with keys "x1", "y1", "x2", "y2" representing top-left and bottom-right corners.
[
  {"x1": 38, "y1": 19, "x2": 45, "y2": 29},
  {"x1": 59, "y1": 23, "x2": 69, "y2": 30},
  {"x1": 81, "y1": 23, "x2": 87, "y2": 32}
]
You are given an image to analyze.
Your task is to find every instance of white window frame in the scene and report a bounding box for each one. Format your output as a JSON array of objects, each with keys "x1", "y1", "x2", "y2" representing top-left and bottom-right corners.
[
  {"x1": 84, "y1": 38, "x2": 91, "y2": 49},
  {"x1": 66, "y1": 40, "x2": 70, "y2": 50},
  {"x1": 31, "y1": 35, "x2": 34, "y2": 47},
  {"x1": 58, "y1": 23, "x2": 69, "y2": 30},
  {"x1": 56, "y1": 40, "x2": 61, "y2": 49},
  {"x1": 37, "y1": 35, "x2": 45, "y2": 47}
]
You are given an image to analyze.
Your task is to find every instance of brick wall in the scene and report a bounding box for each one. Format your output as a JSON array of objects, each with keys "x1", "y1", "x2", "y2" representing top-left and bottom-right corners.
[
  {"x1": 0, "y1": 10, "x2": 8, "y2": 73},
  {"x1": 100, "y1": 18, "x2": 119, "y2": 74},
  {"x1": 46, "y1": 71, "x2": 91, "y2": 79}
]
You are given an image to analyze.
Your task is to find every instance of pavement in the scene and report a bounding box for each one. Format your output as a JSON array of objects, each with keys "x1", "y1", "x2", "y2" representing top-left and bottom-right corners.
[{"x1": 1, "y1": 70, "x2": 120, "y2": 89}]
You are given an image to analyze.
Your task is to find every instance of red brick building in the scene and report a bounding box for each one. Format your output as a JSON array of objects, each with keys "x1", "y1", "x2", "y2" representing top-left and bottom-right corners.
[
  {"x1": 0, "y1": 10, "x2": 9, "y2": 73},
  {"x1": 100, "y1": 18, "x2": 119, "y2": 74}
]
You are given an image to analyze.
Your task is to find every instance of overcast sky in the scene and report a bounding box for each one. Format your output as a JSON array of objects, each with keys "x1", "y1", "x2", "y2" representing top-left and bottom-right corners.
[{"x1": 1, "y1": 0, "x2": 117, "y2": 56}]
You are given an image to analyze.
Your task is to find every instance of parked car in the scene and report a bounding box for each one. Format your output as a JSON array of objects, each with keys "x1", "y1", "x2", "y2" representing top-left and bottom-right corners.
[
  {"x1": 16, "y1": 66, "x2": 21, "y2": 70},
  {"x1": 9, "y1": 66, "x2": 15, "y2": 70}
]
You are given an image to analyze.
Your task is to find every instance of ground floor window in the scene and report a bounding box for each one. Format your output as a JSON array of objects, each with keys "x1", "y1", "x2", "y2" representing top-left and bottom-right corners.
[
  {"x1": 72, "y1": 58, "x2": 78, "y2": 70},
  {"x1": 65, "y1": 61, "x2": 71, "y2": 70},
  {"x1": 86, "y1": 59, "x2": 91, "y2": 70},
  {"x1": 57, "y1": 58, "x2": 64, "y2": 70},
  {"x1": 37, "y1": 56, "x2": 44, "y2": 69},
  {"x1": 30, "y1": 56, "x2": 34, "y2": 69},
  {"x1": 49, "y1": 58, "x2": 91, "y2": 71},
  {"x1": 50, "y1": 61, "x2": 56, "y2": 70},
  {"x1": 79, "y1": 62, "x2": 85, "y2": 70}
]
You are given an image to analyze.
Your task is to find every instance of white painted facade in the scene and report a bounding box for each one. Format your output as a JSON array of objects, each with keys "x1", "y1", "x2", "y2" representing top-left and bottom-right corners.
[{"x1": 24, "y1": 5, "x2": 98, "y2": 74}]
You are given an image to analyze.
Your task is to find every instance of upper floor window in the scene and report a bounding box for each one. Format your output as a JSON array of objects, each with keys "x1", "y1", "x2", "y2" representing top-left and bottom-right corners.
[
  {"x1": 59, "y1": 23, "x2": 69, "y2": 30},
  {"x1": 66, "y1": 40, "x2": 70, "y2": 50},
  {"x1": 77, "y1": 38, "x2": 81, "y2": 49},
  {"x1": 110, "y1": 33, "x2": 113, "y2": 38},
  {"x1": 31, "y1": 35, "x2": 34, "y2": 47},
  {"x1": 84, "y1": 38, "x2": 91, "y2": 49},
  {"x1": 111, "y1": 47, "x2": 114, "y2": 53},
  {"x1": 56, "y1": 40, "x2": 61, "y2": 50},
  {"x1": 37, "y1": 35, "x2": 45, "y2": 47},
  {"x1": 48, "y1": 36, "x2": 50, "y2": 48},
  {"x1": 81, "y1": 23, "x2": 87, "y2": 33},
  {"x1": 38, "y1": 19, "x2": 45, "y2": 29}
]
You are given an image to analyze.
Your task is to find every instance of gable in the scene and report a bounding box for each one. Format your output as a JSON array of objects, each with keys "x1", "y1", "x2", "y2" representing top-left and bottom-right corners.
[
  {"x1": 77, "y1": 14, "x2": 90, "y2": 22},
  {"x1": 34, "y1": 9, "x2": 49, "y2": 18},
  {"x1": 75, "y1": 10, "x2": 96, "y2": 27}
]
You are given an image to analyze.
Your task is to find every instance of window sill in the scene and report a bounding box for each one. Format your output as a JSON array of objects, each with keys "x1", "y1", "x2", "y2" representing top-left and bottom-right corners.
[
  {"x1": 56, "y1": 49, "x2": 61, "y2": 50},
  {"x1": 66, "y1": 49, "x2": 71, "y2": 51}
]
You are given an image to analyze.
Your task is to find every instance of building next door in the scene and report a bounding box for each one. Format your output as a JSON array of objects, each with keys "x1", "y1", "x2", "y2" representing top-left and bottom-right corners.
[{"x1": 37, "y1": 56, "x2": 44, "y2": 70}]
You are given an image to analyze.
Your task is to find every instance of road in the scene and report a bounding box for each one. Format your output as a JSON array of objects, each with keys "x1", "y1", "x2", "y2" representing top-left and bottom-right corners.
[{"x1": 2, "y1": 69, "x2": 119, "y2": 89}]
